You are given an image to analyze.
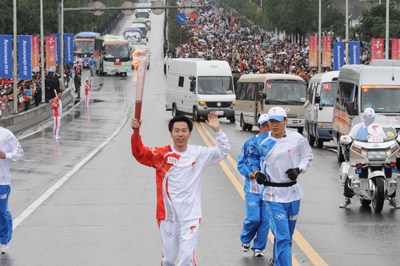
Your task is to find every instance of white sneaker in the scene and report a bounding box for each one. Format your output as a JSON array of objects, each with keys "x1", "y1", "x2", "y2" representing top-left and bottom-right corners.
[
  {"x1": 241, "y1": 243, "x2": 250, "y2": 252},
  {"x1": 339, "y1": 197, "x2": 351, "y2": 208},
  {"x1": 1, "y1": 244, "x2": 8, "y2": 253},
  {"x1": 55, "y1": 136, "x2": 61, "y2": 140},
  {"x1": 389, "y1": 197, "x2": 400, "y2": 209},
  {"x1": 253, "y1": 249, "x2": 264, "y2": 257}
]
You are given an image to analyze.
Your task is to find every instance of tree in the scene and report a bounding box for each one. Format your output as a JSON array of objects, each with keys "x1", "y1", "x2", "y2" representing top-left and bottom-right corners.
[{"x1": 359, "y1": 3, "x2": 400, "y2": 40}]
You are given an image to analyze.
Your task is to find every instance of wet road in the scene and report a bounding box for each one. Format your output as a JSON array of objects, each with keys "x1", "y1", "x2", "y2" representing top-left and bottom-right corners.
[{"x1": 3, "y1": 6, "x2": 400, "y2": 266}]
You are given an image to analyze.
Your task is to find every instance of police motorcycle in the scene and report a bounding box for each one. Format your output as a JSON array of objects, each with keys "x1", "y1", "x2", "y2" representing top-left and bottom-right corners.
[{"x1": 339, "y1": 114, "x2": 400, "y2": 212}]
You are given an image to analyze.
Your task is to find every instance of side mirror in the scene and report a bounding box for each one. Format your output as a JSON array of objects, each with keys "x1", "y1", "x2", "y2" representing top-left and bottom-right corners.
[
  {"x1": 190, "y1": 80, "x2": 196, "y2": 92},
  {"x1": 315, "y1": 95, "x2": 320, "y2": 104},
  {"x1": 340, "y1": 135, "x2": 352, "y2": 145},
  {"x1": 345, "y1": 102, "x2": 358, "y2": 115}
]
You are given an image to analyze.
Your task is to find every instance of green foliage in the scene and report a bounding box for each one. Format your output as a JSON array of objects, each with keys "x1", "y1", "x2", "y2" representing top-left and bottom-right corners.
[
  {"x1": 167, "y1": 0, "x2": 191, "y2": 47},
  {"x1": 2, "y1": 0, "x2": 124, "y2": 35},
  {"x1": 359, "y1": 3, "x2": 400, "y2": 39}
]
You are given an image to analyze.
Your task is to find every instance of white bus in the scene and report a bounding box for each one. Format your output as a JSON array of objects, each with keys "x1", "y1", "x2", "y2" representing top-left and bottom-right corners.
[
  {"x1": 304, "y1": 71, "x2": 339, "y2": 148},
  {"x1": 93, "y1": 35, "x2": 131, "y2": 76},
  {"x1": 166, "y1": 58, "x2": 235, "y2": 122},
  {"x1": 235, "y1": 74, "x2": 307, "y2": 132}
]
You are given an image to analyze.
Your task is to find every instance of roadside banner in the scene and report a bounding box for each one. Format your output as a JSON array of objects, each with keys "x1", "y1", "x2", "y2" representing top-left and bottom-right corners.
[
  {"x1": 333, "y1": 42, "x2": 344, "y2": 71},
  {"x1": 64, "y1": 33, "x2": 74, "y2": 64},
  {"x1": 0, "y1": 35, "x2": 13, "y2": 79},
  {"x1": 349, "y1": 41, "x2": 360, "y2": 64},
  {"x1": 322, "y1": 36, "x2": 332, "y2": 67},
  {"x1": 18, "y1": 35, "x2": 32, "y2": 80},
  {"x1": 51, "y1": 34, "x2": 61, "y2": 64},
  {"x1": 308, "y1": 36, "x2": 318, "y2": 67},
  {"x1": 371, "y1": 38, "x2": 384, "y2": 59},
  {"x1": 31, "y1": 36, "x2": 40, "y2": 72},
  {"x1": 392, "y1": 39, "x2": 400, "y2": 60},
  {"x1": 46, "y1": 35, "x2": 57, "y2": 72}
]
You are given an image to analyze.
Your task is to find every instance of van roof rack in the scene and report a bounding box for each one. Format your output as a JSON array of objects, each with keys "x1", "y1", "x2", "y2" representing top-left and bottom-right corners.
[{"x1": 368, "y1": 59, "x2": 400, "y2": 66}]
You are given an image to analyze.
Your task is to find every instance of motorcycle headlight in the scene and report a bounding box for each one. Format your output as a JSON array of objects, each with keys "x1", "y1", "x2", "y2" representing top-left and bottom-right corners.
[
  {"x1": 368, "y1": 151, "x2": 387, "y2": 160},
  {"x1": 351, "y1": 144, "x2": 368, "y2": 157}
]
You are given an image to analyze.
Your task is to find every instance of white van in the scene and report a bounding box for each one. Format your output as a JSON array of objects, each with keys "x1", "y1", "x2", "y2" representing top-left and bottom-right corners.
[
  {"x1": 304, "y1": 71, "x2": 339, "y2": 148},
  {"x1": 333, "y1": 60, "x2": 400, "y2": 162},
  {"x1": 166, "y1": 58, "x2": 236, "y2": 122}
]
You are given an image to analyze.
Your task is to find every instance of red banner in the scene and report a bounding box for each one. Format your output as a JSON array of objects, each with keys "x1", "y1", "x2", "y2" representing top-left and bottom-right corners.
[
  {"x1": 308, "y1": 36, "x2": 318, "y2": 67},
  {"x1": 392, "y1": 39, "x2": 400, "y2": 60},
  {"x1": 31, "y1": 36, "x2": 40, "y2": 72},
  {"x1": 322, "y1": 36, "x2": 332, "y2": 67},
  {"x1": 371, "y1": 38, "x2": 384, "y2": 59},
  {"x1": 45, "y1": 36, "x2": 56, "y2": 72}
]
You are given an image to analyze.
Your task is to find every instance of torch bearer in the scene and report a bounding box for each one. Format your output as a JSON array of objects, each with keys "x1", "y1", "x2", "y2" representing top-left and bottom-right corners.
[{"x1": 133, "y1": 57, "x2": 147, "y2": 140}]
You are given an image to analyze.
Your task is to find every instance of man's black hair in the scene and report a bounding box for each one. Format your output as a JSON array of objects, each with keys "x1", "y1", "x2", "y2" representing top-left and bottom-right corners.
[{"x1": 168, "y1": 115, "x2": 193, "y2": 132}]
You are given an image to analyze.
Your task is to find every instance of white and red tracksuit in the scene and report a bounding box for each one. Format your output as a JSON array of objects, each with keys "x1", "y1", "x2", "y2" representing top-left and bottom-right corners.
[
  {"x1": 85, "y1": 84, "x2": 90, "y2": 108},
  {"x1": 51, "y1": 98, "x2": 62, "y2": 139},
  {"x1": 131, "y1": 131, "x2": 230, "y2": 266}
]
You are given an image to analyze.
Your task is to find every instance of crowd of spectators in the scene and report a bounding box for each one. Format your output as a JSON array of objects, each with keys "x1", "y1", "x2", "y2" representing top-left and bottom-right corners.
[
  {"x1": 167, "y1": 1, "x2": 373, "y2": 87},
  {"x1": 0, "y1": 70, "x2": 63, "y2": 116}
]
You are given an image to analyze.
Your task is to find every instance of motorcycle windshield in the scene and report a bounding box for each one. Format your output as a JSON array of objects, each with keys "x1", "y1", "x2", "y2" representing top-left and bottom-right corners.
[{"x1": 349, "y1": 114, "x2": 397, "y2": 142}]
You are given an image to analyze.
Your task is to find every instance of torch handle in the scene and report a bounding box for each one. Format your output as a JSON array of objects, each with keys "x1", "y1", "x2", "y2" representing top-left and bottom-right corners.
[{"x1": 133, "y1": 101, "x2": 142, "y2": 140}]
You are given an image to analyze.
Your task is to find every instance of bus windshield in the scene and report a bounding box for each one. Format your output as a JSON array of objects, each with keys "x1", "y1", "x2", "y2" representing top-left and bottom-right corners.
[
  {"x1": 74, "y1": 40, "x2": 94, "y2": 54},
  {"x1": 362, "y1": 87, "x2": 400, "y2": 113},
  {"x1": 197, "y1": 76, "x2": 234, "y2": 95},
  {"x1": 265, "y1": 80, "x2": 306, "y2": 105},
  {"x1": 104, "y1": 44, "x2": 130, "y2": 58},
  {"x1": 319, "y1": 82, "x2": 337, "y2": 107}
]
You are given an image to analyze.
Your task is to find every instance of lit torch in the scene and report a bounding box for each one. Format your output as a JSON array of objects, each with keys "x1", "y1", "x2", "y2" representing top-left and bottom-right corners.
[{"x1": 133, "y1": 57, "x2": 147, "y2": 140}]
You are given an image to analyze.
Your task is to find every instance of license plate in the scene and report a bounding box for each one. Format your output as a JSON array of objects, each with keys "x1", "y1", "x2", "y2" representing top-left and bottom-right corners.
[{"x1": 215, "y1": 111, "x2": 224, "y2": 115}]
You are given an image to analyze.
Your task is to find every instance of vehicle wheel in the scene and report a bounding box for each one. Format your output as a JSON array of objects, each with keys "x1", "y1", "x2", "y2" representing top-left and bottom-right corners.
[
  {"x1": 316, "y1": 136, "x2": 324, "y2": 148},
  {"x1": 240, "y1": 115, "x2": 248, "y2": 131},
  {"x1": 372, "y1": 177, "x2": 385, "y2": 213},
  {"x1": 307, "y1": 126, "x2": 315, "y2": 146},
  {"x1": 297, "y1": 127, "x2": 304, "y2": 134},
  {"x1": 246, "y1": 124, "x2": 253, "y2": 131},
  {"x1": 360, "y1": 198, "x2": 371, "y2": 207},
  {"x1": 96, "y1": 69, "x2": 99, "y2": 74},
  {"x1": 172, "y1": 104, "x2": 180, "y2": 117},
  {"x1": 337, "y1": 138, "x2": 345, "y2": 163},
  {"x1": 228, "y1": 116, "x2": 235, "y2": 123},
  {"x1": 192, "y1": 107, "x2": 200, "y2": 122}
]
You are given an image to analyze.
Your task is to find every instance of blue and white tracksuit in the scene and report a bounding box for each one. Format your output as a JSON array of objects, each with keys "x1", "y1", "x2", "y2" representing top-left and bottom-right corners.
[
  {"x1": 0, "y1": 127, "x2": 24, "y2": 246},
  {"x1": 237, "y1": 134, "x2": 269, "y2": 252},
  {"x1": 249, "y1": 131, "x2": 313, "y2": 266}
]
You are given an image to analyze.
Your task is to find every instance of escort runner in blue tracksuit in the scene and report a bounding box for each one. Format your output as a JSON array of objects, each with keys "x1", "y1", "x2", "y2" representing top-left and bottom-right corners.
[
  {"x1": 237, "y1": 114, "x2": 270, "y2": 257},
  {"x1": 248, "y1": 106, "x2": 313, "y2": 266}
]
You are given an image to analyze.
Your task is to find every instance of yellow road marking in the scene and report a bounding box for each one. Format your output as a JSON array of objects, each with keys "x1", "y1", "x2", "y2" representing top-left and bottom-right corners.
[{"x1": 195, "y1": 122, "x2": 327, "y2": 266}]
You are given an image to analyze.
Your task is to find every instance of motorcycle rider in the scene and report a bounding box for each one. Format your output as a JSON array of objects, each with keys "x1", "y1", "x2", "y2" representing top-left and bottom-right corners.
[{"x1": 339, "y1": 108, "x2": 400, "y2": 208}]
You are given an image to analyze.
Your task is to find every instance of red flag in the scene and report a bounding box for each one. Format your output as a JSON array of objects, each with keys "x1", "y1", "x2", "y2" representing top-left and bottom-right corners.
[
  {"x1": 189, "y1": 13, "x2": 200, "y2": 20},
  {"x1": 194, "y1": 23, "x2": 198, "y2": 34},
  {"x1": 239, "y1": 57, "x2": 244, "y2": 71}
]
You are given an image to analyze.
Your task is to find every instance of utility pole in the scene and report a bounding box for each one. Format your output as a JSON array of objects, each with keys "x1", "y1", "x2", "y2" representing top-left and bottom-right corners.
[
  {"x1": 13, "y1": 0, "x2": 18, "y2": 114},
  {"x1": 58, "y1": 0, "x2": 65, "y2": 90},
  {"x1": 40, "y1": 0, "x2": 46, "y2": 103}
]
